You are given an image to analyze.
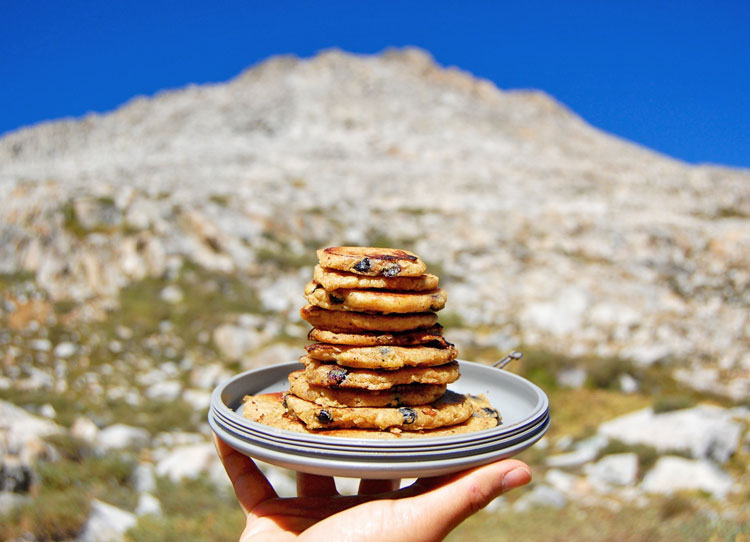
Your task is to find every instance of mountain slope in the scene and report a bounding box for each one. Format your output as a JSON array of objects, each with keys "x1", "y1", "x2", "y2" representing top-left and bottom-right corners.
[{"x1": 1, "y1": 47, "x2": 748, "y2": 397}]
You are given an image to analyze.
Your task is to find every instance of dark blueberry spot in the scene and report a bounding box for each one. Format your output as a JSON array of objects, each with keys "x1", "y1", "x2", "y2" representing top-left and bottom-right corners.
[
  {"x1": 353, "y1": 257, "x2": 371, "y2": 272},
  {"x1": 399, "y1": 407, "x2": 417, "y2": 424},
  {"x1": 382, "y1": 263, "x2": 401, "y2": 277},
  {"x1": 282, "y1": 394, "x2": 289, "y2": 409},
  {"x1": 327, "y1": 366, "x2": 348, "y2": 386},
  {"x1": 316, "y1": 409, "x2": 333, "y2": 424},
  {"x1": 329, "y1": 293, "x2": 345, "y2": 304}
]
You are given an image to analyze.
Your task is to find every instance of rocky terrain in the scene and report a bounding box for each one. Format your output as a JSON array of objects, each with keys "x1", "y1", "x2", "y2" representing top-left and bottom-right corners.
[{"x1": 1, "y1": 48, "x2": 748, "y2": 541}]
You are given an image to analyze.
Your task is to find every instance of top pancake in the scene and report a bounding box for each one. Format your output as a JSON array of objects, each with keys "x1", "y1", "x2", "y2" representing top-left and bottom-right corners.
[
  {"x1": 317, "y1": 247, "x2": 427, "y2": 277},
  {"x1": 314, "y1": 265, "x2": 439, "y2": 291}
]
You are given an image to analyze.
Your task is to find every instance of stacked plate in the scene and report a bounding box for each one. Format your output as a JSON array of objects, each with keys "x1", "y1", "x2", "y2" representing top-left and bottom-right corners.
[{"x1": 209, "y1": 360, "x2": 549, "y2": 479}]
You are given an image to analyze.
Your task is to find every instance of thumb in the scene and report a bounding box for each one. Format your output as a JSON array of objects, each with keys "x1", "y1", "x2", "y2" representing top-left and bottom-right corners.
[{"x1": 404, "y1": 459, "x2": 532, "y2": 541}]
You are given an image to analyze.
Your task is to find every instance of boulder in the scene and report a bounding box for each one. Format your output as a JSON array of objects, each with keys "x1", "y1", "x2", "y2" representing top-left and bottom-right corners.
[
  {"x1": 135, "y1": 492, "x2": 162, "y2": 517},
  {"x1": 78, "y1": 499, "x2": 137, "y2": 542},
  {"x1": 96, "y1": 424, "x2": 150, "y2": 452},
  {"x1": 598, "y1": 405, "x2": 742, "y2": 462},
  {"x1": 155, "y1": 443, "x2": 218, "y2": 483},
  {"x1": 513, "y1": 484, "x2": 567, "y2": 511},
  {"x1": 0, "y1": 400, "x2": 63, "y2": 462},
  {"x1": 640, "y1": 456, "x2": 734, "y2": 499},
  {"x1": 584, "y1": 453, "x2": 639, "y2": 489}
]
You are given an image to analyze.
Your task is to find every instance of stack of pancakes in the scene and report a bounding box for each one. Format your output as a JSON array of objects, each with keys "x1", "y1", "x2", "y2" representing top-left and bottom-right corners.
[{"x1": 243, "y1": 246, "x2": 500, "y2": 437}]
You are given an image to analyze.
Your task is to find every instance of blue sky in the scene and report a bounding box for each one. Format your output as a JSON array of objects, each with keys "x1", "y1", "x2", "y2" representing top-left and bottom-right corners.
[{"x1": 2, "y1": 1, "x2": 749, "y2": 168}]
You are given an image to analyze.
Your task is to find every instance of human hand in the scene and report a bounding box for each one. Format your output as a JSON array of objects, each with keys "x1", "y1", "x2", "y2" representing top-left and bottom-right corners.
[{"x1": 213, "y1": 433, "x2": 531, "y2": 542}]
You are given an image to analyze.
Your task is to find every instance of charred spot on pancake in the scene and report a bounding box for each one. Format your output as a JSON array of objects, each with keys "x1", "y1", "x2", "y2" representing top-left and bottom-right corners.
[
  {"x1": 327, "y1": 366, "x2": 348, "y2": 386},
  {"x1": 399, "y1": 407, "x2": 417, "y2": 424},
  {"x1": 481, "y1": 407, "x2": 501, "y2": 422},
  {"x1": 382, "y1": 263, "x2": 402, "y2": 277},
  {"x1": 353, "y1": 257, "x2": 371, "y2": 273},
  {"x1": 329, "y1": 293, "x2": 345, "y2": 304},
  {"x1": 316, "y1": 409, "x2": 333, "y2": 424}
]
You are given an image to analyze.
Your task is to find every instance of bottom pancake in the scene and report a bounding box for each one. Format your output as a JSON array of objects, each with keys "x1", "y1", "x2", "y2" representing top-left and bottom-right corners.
[
  {"x1": 284, "y1": 390, "x2": 473, "y2": 430},
  {"x1": 242, "y1": 392, "x2": 501, "y2": 438}
]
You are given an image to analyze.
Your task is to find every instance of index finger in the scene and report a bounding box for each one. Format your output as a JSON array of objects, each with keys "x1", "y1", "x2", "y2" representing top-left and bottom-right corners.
[{"x1": 213, "y1": 433, "x2": 278, "y2": 515}]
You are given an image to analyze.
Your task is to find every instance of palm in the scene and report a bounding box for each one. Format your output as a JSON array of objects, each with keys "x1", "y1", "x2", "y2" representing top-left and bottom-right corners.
[{"x1": 214, "y1": 435, "x2": 531, "y2": 542}]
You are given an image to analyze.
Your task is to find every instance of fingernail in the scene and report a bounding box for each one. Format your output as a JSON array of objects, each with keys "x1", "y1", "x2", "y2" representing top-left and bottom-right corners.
[{"x1": 502, "y1": 466, "x2": 532, "y2": 492}]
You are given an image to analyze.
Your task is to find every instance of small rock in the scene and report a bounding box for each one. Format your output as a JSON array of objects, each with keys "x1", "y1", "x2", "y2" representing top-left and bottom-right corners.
[
  {"x1": 0, "y1": 400, "x2": 63, "y2": 462},
  {"x1": 79, "y1": 499, "x2": 137, "y2": 542},
  {"x1": 513, "y1": 484, "x2": 567, "y2": 511},
  {"x1": 39, "y1": 404, "x2": 56, "y2": 419},
  {"x1": 544, "y1": 469, "x2": 578, "y2": 494},
  {"x1": 132, "y1": 463, "x2": 157, "y2": 494},
  {"x1": 546, "y1": 435, "x2": 608, "y2": 468},
  {"x1": 155, "y1": 443, "x2": 218, "y2": 482},
  {"x1": 0, "y1": 455, "x2": 33, "y2": 493},
  {"x1": 53, "y1": 341, "x2": 77, "y2": 358},
  {"x1": 145, "y1": 380, "x2": 182, "y2": 401},
  {"x1": 584, "y1": 453, "x2": 639, "y2": 489},
  {"x1": 640, "y1": 456, "x2": 734, "y2": 499},
  {"x1": 618, "y1": 373, "x2": 640, "y2": 393},
  {"x1": 183, "y1": 389, "x2": 212, "y2": 411},
  {"x1": 97, "y1": 424, "x2": 150, "y2": 452},
  {"x1": 135, "y1": 492, "x2": 162, "y2": 517},
  {"x1": 160, "y1": 285, "x2": 184, "y2": 304},
  {"x1": 241, "y1": 343, "x2": 299, "y2": 370},
  {"x1": 213, "y1": 324, "x2": 264, "y2": 361},
  {"x1": 556, "y1": 367, "x2": 587, "y2": 389},
  {"x1": 0, "y1": 491, "x2": 30, "y2": 515},
  {"x1": 71, "y1": 417, "x2": 100, "y2": 444},
  {"x1": 29, "y1": 338, "x2": 51, "y2": 351}
]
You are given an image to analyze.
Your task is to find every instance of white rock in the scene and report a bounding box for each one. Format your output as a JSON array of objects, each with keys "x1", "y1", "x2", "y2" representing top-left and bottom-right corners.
[
  {"x1": 546, "y1": 435, "x2": 608, "y2": 468},
  {"x1": 29, "y1": 338, "x2": 51, "y2": 351},
  {"x1": 79, "y1": 499, "x2": 138, "y2": 542},
  {"x1": 97, "y1": 424, "x2": 150, "y2": 452},
  {"x1": 584, "y1": 453, "x2": 639, "y2": 489},
  {"x1": 640, "y1": 456, "x2": 734, "y2": 499},
  {"x1": 39, "y1": 403, "x2": 56, "y2": 419},
  {"x1": 241, "y1": 342, "x2": 298, "y2": 370},
  {"x1": 213, "y1": 324, "x2": 264, "y2": 361},
  {"x1": 53, "y1": 341, "x2": 77, "y2": 358},
  {"x1": 160, "y1": 285, "x2": 184, "y2": 304},
  {"x1": 618, "y1": 373, "x2": 640, "y2": 393},
  {"x1": 556, "y1": 367, "x2": 587, "y2": 389},
  {"x1": 155, "y1": 443, "x2": 218, "y2": 482},
  {"x1": 135, "y1": 492, "x2": 162, "y2": 517},
  {"x1": 598, "y1": 405, "x2": 742, "y2": 462},
  {"x1": 0, "y1": 491, "x2": 30, "y2": 515},
  {"x1": 190, "y1": 363, "x2": 233, "y2": 390},
  {"x1": 183, "y1": 389, "x2": 212, "y2": 411},
  {"x1": 521, "y1": 287, "x2": 590, "y2": 337},
  {"x1": 145, "y1": 380, "x2": 182, "y2": 401},
  {"x1": 0, "y1": 400, "x2": 62, "y2": 462},
  {"x1": 132, "y1": 463, "x2": 157, "y2": 493},
  {"x1": 513, "y1": 484, "x2": 567, "y2": 511},
  {"x1": 620, "y1": 344, "x2": 671, "y2": 366},
  {"x1": 544, "y1": 469, "x2": 578, "y2": 494}
]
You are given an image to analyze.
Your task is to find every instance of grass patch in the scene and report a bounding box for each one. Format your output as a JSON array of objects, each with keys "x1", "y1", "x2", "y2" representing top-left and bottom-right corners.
[
  {"x1": 0, "y1": 435, "x2": 137, "y2": 541},
  {"x1": 125, "y1": 475, "x2": 244, "y2": 542},
  {"x1": 542, "y1": 388, "x2": 650, "y2": 441},
  {"x1": 446, "y1": 498, "x2": 749, "y2": 542}
]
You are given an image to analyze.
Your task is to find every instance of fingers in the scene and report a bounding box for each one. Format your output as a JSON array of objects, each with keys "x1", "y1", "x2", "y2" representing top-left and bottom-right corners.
[
  {"x1": 406, "y1": 459, "x2": 531, "y2": 539},
  {"x1": 212, "y1": 433, "x2": 278, "y2": 515},
  {"x1": 358, "y1": 479, "x2": 400, "y2": 495},
  {"x1": 297, "y1": 472, "x2": 339, "y2": 497}
]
